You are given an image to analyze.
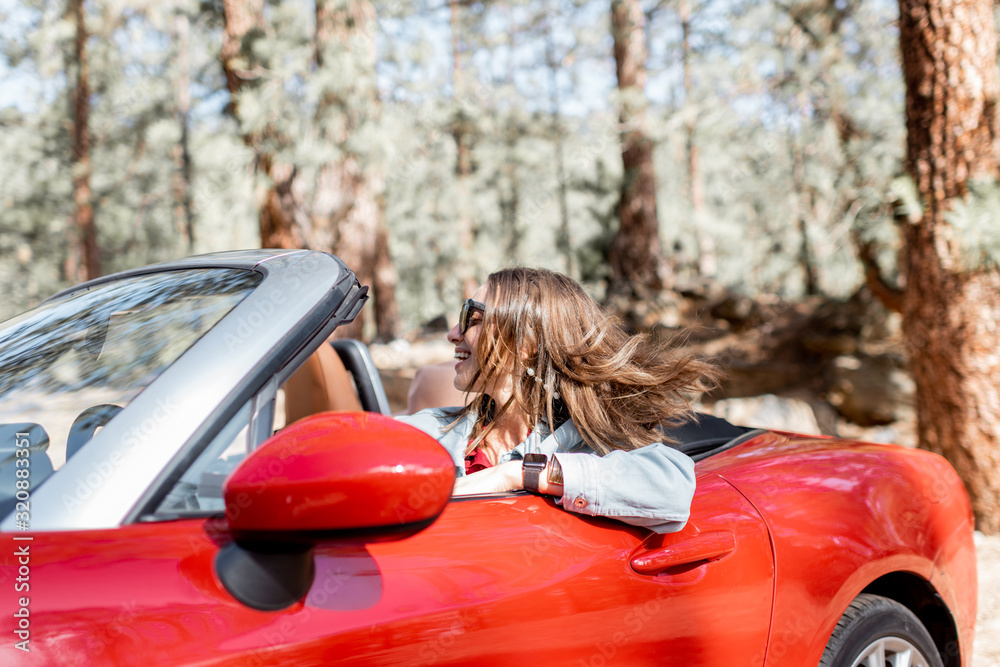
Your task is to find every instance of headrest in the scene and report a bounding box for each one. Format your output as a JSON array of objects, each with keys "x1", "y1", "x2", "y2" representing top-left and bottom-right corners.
[{"x1": 0, "y1": 423, "x2": 50, "y2": 465}]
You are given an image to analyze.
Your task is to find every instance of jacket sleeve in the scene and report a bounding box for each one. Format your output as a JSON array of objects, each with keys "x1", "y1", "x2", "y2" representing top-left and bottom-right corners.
[{"x1": 553, "y1": 443, "x2": 696, "y2": 534}]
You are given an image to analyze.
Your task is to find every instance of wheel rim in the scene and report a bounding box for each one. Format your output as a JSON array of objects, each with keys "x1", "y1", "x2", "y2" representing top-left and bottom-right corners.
[{"x1": 850, "y1": 636, "x2": 933, "y2": 667}]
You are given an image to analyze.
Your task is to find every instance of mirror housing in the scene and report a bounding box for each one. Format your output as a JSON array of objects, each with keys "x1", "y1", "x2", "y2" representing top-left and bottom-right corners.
[{"x1": 223, "y1": 411, "x2": 455, "y2": 537}]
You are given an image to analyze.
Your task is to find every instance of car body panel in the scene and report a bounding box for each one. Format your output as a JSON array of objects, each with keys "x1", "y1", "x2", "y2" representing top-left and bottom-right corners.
[
  {"x1": 1, "y1": 472, "x2": 773, "y2": 666},
  {"x1": 698, "y1": 431, "x2": 976, "y2": 666},
  {"x1": 931, "y1": 512, "x2": 978, "y2": 667}
]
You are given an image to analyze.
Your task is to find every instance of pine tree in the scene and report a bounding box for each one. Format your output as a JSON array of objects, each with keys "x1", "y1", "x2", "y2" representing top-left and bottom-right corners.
[
  {"x1": 449, "y1": 0, "x2": 479, "y2": 298},
  {"x1": 70, "y1": 0, "x2": 100, "y2": 281},
  {"x1": 315, "y1": 0, "x2": 400, "y2": 341},
  {"x1": 171, "y1": 8, "x2": 195, "y2": 253},
  {"x1": 892, "y1": 0, "x2": 1000, "y2": 533},
  {"x1": 221, "y1": 0, "x2": 303, "y2": 250},
  {"x1": 608, "y1": 0, "x2": 670, "y2": 299}
]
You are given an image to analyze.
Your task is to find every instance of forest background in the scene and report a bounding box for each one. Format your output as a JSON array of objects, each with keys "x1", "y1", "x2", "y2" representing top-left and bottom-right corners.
[{"x1": 2, "y1": 0, "x2": 1000, "y2": 536}]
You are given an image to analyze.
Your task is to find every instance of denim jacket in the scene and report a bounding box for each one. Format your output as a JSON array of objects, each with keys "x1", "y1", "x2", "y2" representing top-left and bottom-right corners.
[{"x1": 396, "y1": 408, "x2": 696, "y2": 534}]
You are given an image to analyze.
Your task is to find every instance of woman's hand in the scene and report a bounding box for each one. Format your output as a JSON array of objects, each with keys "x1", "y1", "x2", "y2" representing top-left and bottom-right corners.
[
  {"x1": 452, "y1": 459, "x2": 565, "y2": 497},
  {"x1": 453, "y1": 461, "x2": 523, "y2": 495}
]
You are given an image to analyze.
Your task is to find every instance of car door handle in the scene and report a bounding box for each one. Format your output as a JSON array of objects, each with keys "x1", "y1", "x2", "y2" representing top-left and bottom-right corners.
[{"x1": 630, "y1": 530, "x2": 737, "y2": 575}]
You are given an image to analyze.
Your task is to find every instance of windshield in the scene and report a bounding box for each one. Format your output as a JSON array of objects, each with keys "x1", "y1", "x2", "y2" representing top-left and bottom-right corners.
[{"x1": 0, "y1": 268, "x2": 262, "y2": 504}]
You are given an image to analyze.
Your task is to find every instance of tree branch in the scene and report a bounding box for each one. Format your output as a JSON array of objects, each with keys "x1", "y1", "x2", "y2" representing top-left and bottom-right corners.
[{"x1": 850, "y1": 228, "x2": 904, "y2": 313}]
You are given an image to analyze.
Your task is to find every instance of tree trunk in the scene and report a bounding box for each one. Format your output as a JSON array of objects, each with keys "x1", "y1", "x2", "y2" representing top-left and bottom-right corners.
[
  {"x1": 545, "y1": 20, "x2": 572, "y2": 276},
  {"x1": 450, "y1": 0, "x2": 478, "y2": 299},
  {"x1": 221, "y1": 0, "x2": 302, "y2": 250},
  {"x1": 315, "y1": 0, "x2": 400, "y2": 341},
  {"x1": 680, "y1": 0, "x2": 713, "y2": 278},
  {"x1": 791, "y1": 137, "x2": 819, "y2": 295},
  {"x1": 373, "y1": 223, "x2": 400, "y2": 342},
  {"x1": 898, "y1": 0, "x2": 1000, "y2": 533},
  {"x1": 609, "y1": 0, "x2": 669, "y2": 298},
  {"x1": 173, "y1": 10, "x2": 194, "y2": 253},
  {"x1": 499, "y1": 122, "x2": 522, "y2": 260},
  {"x1": 71, "y1": 0, "x2": 100, "y2": 282},
  {"x1": 451, "y1": 0, "x2": 472, "y2": 180}
]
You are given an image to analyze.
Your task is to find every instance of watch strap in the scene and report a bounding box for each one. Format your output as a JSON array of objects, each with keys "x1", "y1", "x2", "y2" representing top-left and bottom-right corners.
[{"x1": 522, "y1": 454, "x2": 547, "y2": 494}]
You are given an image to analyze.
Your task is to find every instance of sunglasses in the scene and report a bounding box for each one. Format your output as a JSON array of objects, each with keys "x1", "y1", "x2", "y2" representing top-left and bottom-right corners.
[{"x1": 459, "y1": 298, "x2": 486, "y2": 334}]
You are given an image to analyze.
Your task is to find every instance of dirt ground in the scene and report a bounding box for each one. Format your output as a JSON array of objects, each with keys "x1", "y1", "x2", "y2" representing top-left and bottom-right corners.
[{"x1": 974, "y1": 532, "x2": 1000, "y2": 665}]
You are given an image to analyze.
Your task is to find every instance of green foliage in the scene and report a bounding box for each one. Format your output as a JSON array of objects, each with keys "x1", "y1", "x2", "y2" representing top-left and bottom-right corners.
[
  {"x1": 946, "y1": 178, "x2": 1000, "y2": 272},
  {"x1": 890, "y1": 175, "x2": 923, "y2": 223},
  {"x1": 0, "y1": 0, "x2": 914, "y2": 333}
]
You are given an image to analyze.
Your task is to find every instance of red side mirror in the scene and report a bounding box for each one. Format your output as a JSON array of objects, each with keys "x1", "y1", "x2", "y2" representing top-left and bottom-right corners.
[{"x1": 223, "y1": 412, "x2": 455, "y2": 535}]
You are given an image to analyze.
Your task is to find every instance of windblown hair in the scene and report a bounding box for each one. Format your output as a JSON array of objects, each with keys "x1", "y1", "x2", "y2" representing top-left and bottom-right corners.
[{"x1": 456, "y1": 267, "x2": 721, "y2": 454}]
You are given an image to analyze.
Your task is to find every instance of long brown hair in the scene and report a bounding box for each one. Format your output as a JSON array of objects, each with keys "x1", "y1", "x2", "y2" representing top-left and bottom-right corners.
[{"x1": 454, "y1": 267, "x2": 720, "y2": 454}]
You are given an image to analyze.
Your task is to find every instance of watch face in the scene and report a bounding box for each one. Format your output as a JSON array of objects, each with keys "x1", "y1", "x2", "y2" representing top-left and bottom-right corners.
[{"x1": 523, "y1": 453, "x2": 547, "y2": 467}]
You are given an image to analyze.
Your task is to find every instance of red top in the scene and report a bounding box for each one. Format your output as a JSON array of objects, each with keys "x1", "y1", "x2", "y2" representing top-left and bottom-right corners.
[
  {"x1": 465, "y1": 430, "x2": 531, "y2": 475},
  {"x1": 465, "y1": 448, "x2": 493, "y2": 475}
]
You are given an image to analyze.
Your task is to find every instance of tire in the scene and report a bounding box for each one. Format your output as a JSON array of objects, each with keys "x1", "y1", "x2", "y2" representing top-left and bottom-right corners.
[{"x1": 818, "y1": 594, "x2": 943, "y2": 667}]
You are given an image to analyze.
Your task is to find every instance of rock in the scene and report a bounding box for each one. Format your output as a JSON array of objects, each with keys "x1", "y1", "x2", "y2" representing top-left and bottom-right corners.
[
  {"x1": 836, "y1": 420, "x2": 916, "y2": 448},
  {"x1": 421, "y1": 314, "x2": 450, "y2": 334},
  {"x1": 710, "y1": 294, "x2": 761, "y2": 330},
  {"x1": 710, "y1": 394, "x2": 822, "y2": 434},
  {"x1": 827, "y1": 354, "x2": 913, "y2": 426}
]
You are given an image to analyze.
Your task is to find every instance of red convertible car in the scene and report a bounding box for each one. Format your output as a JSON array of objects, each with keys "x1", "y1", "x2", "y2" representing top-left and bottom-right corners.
[{"x1": 0, "y1": 250, "x2": 976, "y2": 666}]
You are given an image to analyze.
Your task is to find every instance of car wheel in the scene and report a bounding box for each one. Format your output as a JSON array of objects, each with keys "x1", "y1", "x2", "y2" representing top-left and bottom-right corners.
[{"x1": 818, "y1": 594, "x2": 943, "y2": 667}]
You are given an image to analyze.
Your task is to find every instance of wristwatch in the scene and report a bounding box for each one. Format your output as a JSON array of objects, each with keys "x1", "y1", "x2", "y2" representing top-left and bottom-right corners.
[{"x1": 522, "y1": 453, "x2": 547, "y2": 494}]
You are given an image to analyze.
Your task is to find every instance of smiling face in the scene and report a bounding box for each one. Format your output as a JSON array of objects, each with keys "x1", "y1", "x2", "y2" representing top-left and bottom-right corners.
[{"x1": 447, "y1": 284, "x2": 490, "y2": 393}]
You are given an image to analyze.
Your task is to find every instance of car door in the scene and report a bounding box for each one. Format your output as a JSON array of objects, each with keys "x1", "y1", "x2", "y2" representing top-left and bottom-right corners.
[
  {"x1": 2, "y1": 466, "x2": 772, "y2": 666},
  {"x1": 333, "y1": 470, "x2": 775, "y2": 666}
]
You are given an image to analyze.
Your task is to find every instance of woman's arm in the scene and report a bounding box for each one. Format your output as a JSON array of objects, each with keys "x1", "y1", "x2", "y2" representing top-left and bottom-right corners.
[
  {"x1": 454, "y1": 444, "x2": 694, "y2": 534},
  {"x1": 452, "y1": 458, "x2": 565, "y2": 496},
  {"x1": 552, "y1": 444, "x2": 696, "y2": 534}
]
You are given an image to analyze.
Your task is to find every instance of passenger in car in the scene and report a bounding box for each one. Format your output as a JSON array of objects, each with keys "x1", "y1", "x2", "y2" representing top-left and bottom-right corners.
[{"x1": 397, "y1": 267, "x2": 719, "y2": 533}]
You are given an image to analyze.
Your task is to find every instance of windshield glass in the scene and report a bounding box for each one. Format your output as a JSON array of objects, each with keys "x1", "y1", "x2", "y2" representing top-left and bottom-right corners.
[{"x1": 0, "y1": 268, "x2": 262, "y2": 501}]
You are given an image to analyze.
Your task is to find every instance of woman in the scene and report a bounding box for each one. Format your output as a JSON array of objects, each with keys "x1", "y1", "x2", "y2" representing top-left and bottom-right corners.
[{"x1": 397, "y1": 267, "x2": 719, "y2": 533}]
